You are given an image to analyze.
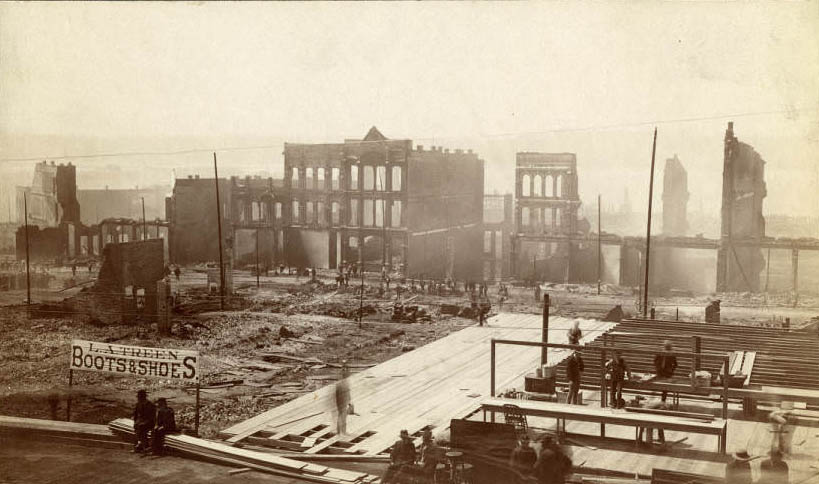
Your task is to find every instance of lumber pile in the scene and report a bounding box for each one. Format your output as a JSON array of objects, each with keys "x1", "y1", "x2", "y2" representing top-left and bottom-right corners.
[
  {"x1": 109, "y1": 419, "x2": 380, "y2": 483},
  {"x1": 0, "y1": 415, "x2": 129, "y2": 449},
  {"x1": 556, "y1": 318, "x2": 819, "y2": 392}
]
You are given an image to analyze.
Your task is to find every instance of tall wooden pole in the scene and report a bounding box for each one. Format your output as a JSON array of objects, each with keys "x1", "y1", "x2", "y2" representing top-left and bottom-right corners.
[
  {"x1": 255, "y1": 228, "x2": 260, "y2": 288},
  {"x1": 541, "y1": 293, "x2": 550, "y2": 366},
  {"x1": 642, "y1": 128, "x2": 658, "y2": 318},
  {"x1": 597, "y1": 194, "x2": 602, "y2": 295},
  {"x1": 141, "y1": 197, "x2": 147, "y2": 240},
  {"x1": 24, "y1": 193, "x2": 31, "y2": 305},
  {"x1": 214, "y1": 153, "x2": 225, "y2": 310}
]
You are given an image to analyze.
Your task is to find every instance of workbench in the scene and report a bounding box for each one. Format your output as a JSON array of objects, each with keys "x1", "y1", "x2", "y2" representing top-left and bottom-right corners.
[{"x1": 480, "y1": 397, "x2": 728, "y2": 454}]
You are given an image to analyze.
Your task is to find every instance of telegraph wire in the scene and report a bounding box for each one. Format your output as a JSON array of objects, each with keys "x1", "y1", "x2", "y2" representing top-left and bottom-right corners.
[{"x1": 0, "y1": 107, "x2": 815, "y2": 164}]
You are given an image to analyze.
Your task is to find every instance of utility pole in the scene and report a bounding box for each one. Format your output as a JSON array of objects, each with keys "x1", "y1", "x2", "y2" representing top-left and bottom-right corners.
[
  {"x1": 214, "y1": 153, "x2": 225, "y2": 310},
  {"x1": 597, "y1": 194, "x2": 602, "y2": 296},
  {"x1": 141, "y1": 197, "x2": 147, "y2": 240},
  {"x1": 24, "y1": 193, "x2": 31, "y2": 306},
  {"x1": 255, "y1": 228, "x2": 260, "y2": 288},
  {"x1": 642, "y1": 128, "x2": 658, "y2": 318}
]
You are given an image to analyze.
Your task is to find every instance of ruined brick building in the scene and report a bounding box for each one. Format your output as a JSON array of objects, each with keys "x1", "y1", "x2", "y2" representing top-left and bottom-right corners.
[
  {"x1": 165, "y1": 175, "x2": 285, "y2": 267},
  {"x1": 483, "y1": 194, "x2": 514, "y2": 281},
  {"x1": 284, "y1": 127, "x2": 484, "y2": 280},
  {"x1": 512, "y1": 152, "x2": 592, "y2": 283},
  {"x1": 14, "y1": 161, "x2": 167, "y2": 264},
  {"x1": 15, "y1": 162, "x2": 82, "y2": 262},
  {"x1": 662, "y1": 155, "x2": 689, "y2": 237},
  {"x1": 717, "y1": 122, "x2": 767, "y2": 292}
]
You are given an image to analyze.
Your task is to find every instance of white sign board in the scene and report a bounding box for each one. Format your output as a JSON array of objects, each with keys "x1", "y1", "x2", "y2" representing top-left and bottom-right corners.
[{"x1": 70, "y1": 339, "x2": 199, "y2": 383}]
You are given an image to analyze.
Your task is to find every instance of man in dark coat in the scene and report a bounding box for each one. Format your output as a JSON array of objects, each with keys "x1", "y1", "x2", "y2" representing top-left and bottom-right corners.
[
  {"x1": 606, "y1": 351, "x2": 631, "y2": 409},
  {"x1": 382, "y1": 429, "x2": 417, "y2": 484},
  {"x1": 509, "y1": 434, "x2": 538, "y2": 480},
  {"x1": 653, "y1": 340, "x2": 678, "y2": 402},
  {"x1": 566, "y1": 351, "x2": 585, "y2": 405},
  {"x1": 152, "y1": 397, "x2": 176, "y2": 455},
  {"x1": 133, "y1": 389, "x2": 156, "y2": 453}
]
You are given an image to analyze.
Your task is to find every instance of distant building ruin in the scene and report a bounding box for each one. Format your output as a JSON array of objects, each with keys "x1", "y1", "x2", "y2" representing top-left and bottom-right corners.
[
  {"x1": 165, "y1": 176, "x2": 285, "y2": 267},
  {"x1": 483, "y1": 194, "x2": 514, "y2": 281},
  {"x1": 284, "y1": 127, "x2": 484, "y2": 280},
  {"x1": 717, "y1": 122, "x2": 767, "y2": 292},
  {"x1": 512, "y1": 152, "x2": 591, "y2": 283},
  {"x1": 662, "y1": 155, "x2": 688, "y2": 237}
]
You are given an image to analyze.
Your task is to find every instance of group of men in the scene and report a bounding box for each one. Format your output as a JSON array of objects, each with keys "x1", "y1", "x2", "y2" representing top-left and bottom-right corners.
[
  {"x1": 509, "y1": 435, "x2": 572, "y2": 484},
  {"x1": 132, "y1": 389, "x2": 177, "y2": 455},
  {"x1": 382, "y1": 429, "x2": 441, "y2": 484}
]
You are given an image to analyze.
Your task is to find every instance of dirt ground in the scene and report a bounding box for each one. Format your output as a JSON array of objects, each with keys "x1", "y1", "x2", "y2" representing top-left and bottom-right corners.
[{"x1": 1, "y1": 268, "x2": 817, "y2": 441}]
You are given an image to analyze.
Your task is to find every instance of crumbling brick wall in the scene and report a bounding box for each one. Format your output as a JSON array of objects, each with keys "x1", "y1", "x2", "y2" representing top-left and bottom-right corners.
[{"x1": 74, "y1": 239, "x2": 165, "y2": 324}]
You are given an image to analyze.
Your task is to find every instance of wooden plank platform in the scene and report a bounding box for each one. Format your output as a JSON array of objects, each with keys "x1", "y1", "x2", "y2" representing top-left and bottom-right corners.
[{"x1": 220, "y1": 314, "x2": 616, "y2": 455}]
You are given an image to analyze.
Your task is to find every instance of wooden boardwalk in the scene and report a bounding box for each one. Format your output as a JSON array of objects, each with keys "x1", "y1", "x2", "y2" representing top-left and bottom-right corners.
[{"x1": 220, "y1": 313, "x2": 615, "y2": 455}]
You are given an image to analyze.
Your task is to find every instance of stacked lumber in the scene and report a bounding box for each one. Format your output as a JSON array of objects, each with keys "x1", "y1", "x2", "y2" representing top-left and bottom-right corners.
[
  {"x1": 555, "y1": 318, "x2": 819, "y2": 392},
  {"x1": 0, "y1": 415, "x2": 129, "y2": 449},
  {"x1": 109, "y1": 418, "x2": 380, "y2": 483}
]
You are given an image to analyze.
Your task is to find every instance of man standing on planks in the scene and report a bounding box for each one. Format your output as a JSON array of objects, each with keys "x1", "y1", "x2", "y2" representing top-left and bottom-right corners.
[
  {"x1": 133, "y1": 389, "x2": 156, "y2": 453},
  {"x1": 566, "y1": 351, "x2": 584, "y2": 405},
  {"x1": 334, "y1": 361, "x2": 351, "y2": 436},
  {"x1": 653, "y1": 340, "x2": 678, "y2": 403},
  {"x1": 605, "y1": 351, "x2": 631, "y2": 409}
]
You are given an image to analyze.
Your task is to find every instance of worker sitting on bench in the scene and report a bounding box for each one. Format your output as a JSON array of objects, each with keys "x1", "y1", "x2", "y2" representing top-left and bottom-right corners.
[
  {"x1": 653, "y1": 340, "x2": 678, "y2": 402},
  {"x1": 606, "y1": 351, "x2": 631, "y2": 409},
  {"x1": 382, "y1": 429, "x2": 417, "y2": 484}
]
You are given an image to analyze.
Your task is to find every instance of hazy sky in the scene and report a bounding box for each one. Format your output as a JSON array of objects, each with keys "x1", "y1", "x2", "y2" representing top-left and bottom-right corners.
[{"x1": 1, "y1": 2, "x2": 817, "y2": 221}]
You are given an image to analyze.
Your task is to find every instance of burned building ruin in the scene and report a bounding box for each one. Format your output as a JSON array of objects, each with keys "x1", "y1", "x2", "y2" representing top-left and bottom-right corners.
[
  {"x1": 482, "y1": 194, "x2": 514, "y2": 281},
  {"x1": 284, "y1": 127, "x2": 484, "y2": 280},
  {"x1": 165, "y1": 175, "x2": 285, "y2": 268},
  {"x1": 717, "y1": 122, "x2": 767, "y2": 292},
  {"x1": 512, "y1": 152, "x2": 592, "y2": 283}
]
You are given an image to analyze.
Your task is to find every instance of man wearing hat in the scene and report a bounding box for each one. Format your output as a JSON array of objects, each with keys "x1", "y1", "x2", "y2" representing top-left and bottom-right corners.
[
  {"x1": 133, "y1": 389, "x2": 156, "y2": 453},
  {"x1": 566, "y1": 351, "x2": 584, "y2": 405},
  {"x1": 725, "y1": 449, "x2": 753, "y2": 484},
  {"x1": 152, "y1": 397, "x2": 177, "y2": 456},
  {"x1": 653, "y1": 340, "x2": 678, "y2": 403},
  {"x1": 509, "y1": 434, "x2": 537, "y2": 479},
  {"x1": 383, "y1": 429, "x2": 417, "y2": 484}
]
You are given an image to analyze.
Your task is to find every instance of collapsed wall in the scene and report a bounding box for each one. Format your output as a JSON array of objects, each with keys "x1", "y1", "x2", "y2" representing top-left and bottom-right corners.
[{"x1": 72, "y1": 239, "x2": 166, "y2": 324}]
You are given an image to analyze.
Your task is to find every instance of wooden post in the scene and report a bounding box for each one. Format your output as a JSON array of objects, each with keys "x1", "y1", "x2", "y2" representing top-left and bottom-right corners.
[
  {"x1": 692, "y1": 336, "x2": 701, "y2": 371},
  {"x1": 195, "y1": 382, "x2": 201, "y2": 435},
  {"x1": 24, "y1": 193, "x2": 31, "y2": 307},
  {"x1": 722, "y1": 355, "x2": 729, "y2": 419},
  {"x1": 255, "y1": 228, "x2": 260, "y2": 289},
  {"x1": 597, "y1": 194, "x2": 602, "y2": 295},
  {"x1": 490, "y1": 339, "x2": 496, "y2": 397},
  {"x1": 600, "y1": 334, "x2": 607, "y2": 437},
  {"x1": 541, "y1": 294, "x2": 549, "y2": 366},
  {"x1": 792, "y1": 249, "x2": 799, "y2": 307},
  {"x1": 642, "y1": 128, "x2": 658, "y2": 318},
  {"x1": 490, "y1": 339, "x2": 496, "y2": 423},
  {"x1": 214, "y1": 153, "x2": 225, "y2": 310},
  {"x1": 67, "y1": 369, "x2": 72, "y2": 422},
  {"x1": 141, "y1": 197, "x2": 146, "y2": 241}
]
